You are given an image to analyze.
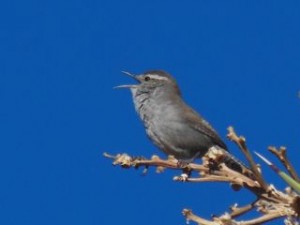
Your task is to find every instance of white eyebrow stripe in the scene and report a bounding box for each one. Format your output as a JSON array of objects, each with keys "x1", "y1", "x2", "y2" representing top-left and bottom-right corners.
[{"x1": 147, "y1": 74, "x2": 169, "y2": 81}]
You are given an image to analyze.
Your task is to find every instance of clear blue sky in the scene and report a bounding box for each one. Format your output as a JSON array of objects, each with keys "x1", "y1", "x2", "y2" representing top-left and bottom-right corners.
[{"x1": 0, "y1": 1, "x2": 300, "y2": 225}]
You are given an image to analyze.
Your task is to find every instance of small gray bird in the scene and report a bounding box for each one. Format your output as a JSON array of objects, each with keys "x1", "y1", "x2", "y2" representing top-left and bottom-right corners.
[{"x1": 116, "y1": 70, "x2": 243, "y2": 171}]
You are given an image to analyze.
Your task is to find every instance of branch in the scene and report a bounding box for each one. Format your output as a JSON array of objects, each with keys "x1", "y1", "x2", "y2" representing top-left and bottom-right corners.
[
  {"x1": 229, "y1": 202, "x2": 256, "y2": 218},
  {"x1": 227, "y1": 126, "x2": 269, "y2": 191},
  {"x1": 103, "y1": 152, "x2": 262, "y2": 193},
  {"x1": 183, "y1": 202, "x2": 295, "y2": 225},
  {"x1": 105, "y1": 127, "x2": 300, "y2": 225},
  {"x1": 268, "y1": 146, "x2": 300, "y2": 183},
  {"x1": 103, "y1": 152, "x2": 206, "y2": 172},
  {"x1": 182, "y1": 209, "x2": 219, "y2": 225}
]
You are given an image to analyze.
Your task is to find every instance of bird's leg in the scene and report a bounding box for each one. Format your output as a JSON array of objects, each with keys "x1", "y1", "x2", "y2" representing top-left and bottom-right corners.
[
  {"x1": 131, "y1": 155, "x2": 149, "y2": 173},
  {"x1": 176, "y1": 151, "x2": 202, "y2": 167},
  {"x1": 176, "y1": 152, "x2": 203, "y2": 177}
]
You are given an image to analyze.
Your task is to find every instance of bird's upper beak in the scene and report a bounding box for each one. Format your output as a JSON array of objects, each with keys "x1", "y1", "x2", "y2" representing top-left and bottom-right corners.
[{"x1": 114, "y1": 71, "x2": 140, "y2": 89}]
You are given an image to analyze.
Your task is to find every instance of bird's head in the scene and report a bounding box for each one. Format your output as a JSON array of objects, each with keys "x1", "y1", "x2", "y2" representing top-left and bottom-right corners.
[{"x1": 115, "y1": 70, "x2": 181, "y2": 96}]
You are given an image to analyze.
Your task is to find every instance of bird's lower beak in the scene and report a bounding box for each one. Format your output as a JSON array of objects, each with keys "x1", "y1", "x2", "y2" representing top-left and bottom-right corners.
[
  {"x1": 114, "y1": 84, "x2": 137, "y2": 89},
  {"x1": 114, "y1": 71, "x2": 140, "y2": 89}
]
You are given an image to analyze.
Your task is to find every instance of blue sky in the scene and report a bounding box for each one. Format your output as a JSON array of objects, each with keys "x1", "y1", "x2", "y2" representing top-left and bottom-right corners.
[{"x1": 0, "y1": 1, "x2": 300, "y2": 225}]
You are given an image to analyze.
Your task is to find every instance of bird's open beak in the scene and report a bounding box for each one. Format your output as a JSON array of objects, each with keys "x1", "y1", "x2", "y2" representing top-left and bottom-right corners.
[{"x1": 114, "y1": 71, "x2": 140, "y2": 89}]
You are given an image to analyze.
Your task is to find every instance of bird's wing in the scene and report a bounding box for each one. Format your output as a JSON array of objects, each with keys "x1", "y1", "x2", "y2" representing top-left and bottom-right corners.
[{"x1": 183, "y1": 105, "x2": 228, "y2": 150}]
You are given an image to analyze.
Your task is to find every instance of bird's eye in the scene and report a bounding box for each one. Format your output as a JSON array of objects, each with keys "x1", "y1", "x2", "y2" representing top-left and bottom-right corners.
[{"x1": 144, "y1": 76, "x2": 150, "y2": 81}]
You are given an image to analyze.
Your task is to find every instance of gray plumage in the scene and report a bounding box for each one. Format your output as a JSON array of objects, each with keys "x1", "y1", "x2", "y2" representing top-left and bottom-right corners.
[{"x1": 116, "y1": 70, "x2": 243, "y2": 171}]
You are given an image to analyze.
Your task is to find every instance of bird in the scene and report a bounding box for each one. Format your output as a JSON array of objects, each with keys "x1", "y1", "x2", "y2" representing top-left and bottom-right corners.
[{"x1": 116, "y1": 70, "x2": 244, "y2": 172}]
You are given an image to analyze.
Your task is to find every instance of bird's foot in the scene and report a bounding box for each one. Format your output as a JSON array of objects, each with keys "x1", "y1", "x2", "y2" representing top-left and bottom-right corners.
[
  {"x1": 176, "y1": 159, "x2": 191, "y2": 168},
  {"x1": 176, "y1": 159, "x2": 193, "y2": 177}
]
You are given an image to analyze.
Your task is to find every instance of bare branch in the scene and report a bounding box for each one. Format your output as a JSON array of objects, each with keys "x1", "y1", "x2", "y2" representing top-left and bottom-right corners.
[
  {"x1": 229, "y1": 202, "x2": 256, "y2": 218},
  {"x1": 227, "y1": 126, "x2": 269, "y2": 191},
  {"x1": 268, "y1": 146, "x2": 300, "y2": 182},
  {"x1": 182, "y1": 209, "x2": 219, "y2": 225},
  {"x1": 105, "y1": 126, "x2": 300, "y2": 225}
]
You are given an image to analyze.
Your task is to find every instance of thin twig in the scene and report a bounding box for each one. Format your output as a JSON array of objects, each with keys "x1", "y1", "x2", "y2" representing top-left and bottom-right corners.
[
  {"x1": 240, "y1": 211, "x2": 285, "y2": 225},
  {"x1": 182, "y1": 209, "x2": 219, "y2": 225},
  {"x1": 183, "y1": 208, "x2": 286, "y2": 225},
  {"x1": 230, "y1": 201, "x2": 256, "y2": 218},
  {"x1": 103, "y1": 152, "x2": 207, "y2": 171},
  {"x1": 227, "y1": 126, "x2": 269, "y2": 191},
  {"x1": 268, "y1": 146, "x2": 300, "y2": 183}
]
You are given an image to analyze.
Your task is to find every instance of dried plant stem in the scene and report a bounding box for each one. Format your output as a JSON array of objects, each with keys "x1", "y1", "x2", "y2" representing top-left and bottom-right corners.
[
  {"x1": 268, "y1": 146, "x2": 300, "y2": 183},
  {"x1": 235, "y1": 211, "x2": 284, "y2": 225},
  {"x1": 227, "y1": 126, "x2": 268, "y2": 191},
  {"x1": 229, "y1": 202, "x2": 256, "y2": 218},
  {"x1": 105, "y1": 126, "x2": 300, "y2": 225},
  {"x1": 182, "y1": 209, "x2": 218, "y2": 225}
]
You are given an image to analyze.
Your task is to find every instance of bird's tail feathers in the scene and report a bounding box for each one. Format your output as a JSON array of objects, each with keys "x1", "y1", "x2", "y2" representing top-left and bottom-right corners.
[{"x1": 208, "y1": 146, "x2": 253, "y2": 178}]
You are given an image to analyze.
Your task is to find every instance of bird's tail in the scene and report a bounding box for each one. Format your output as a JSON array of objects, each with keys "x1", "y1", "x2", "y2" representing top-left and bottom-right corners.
[
  {"x1": 223, "y1": 151, "x2": 246, "y2": 173},
  {"x1": 208, "y1": 146, "x2": 253, "y2": 178}
]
